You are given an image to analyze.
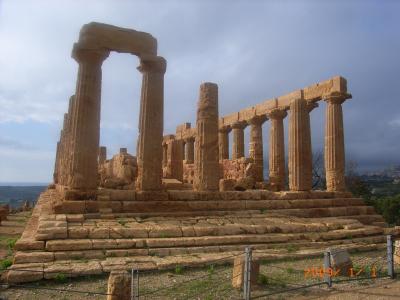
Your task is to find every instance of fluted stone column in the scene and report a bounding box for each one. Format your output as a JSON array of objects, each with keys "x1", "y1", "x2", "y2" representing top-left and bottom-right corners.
[
  {"x1": 248, "y1": 115, "x2": 267, "y2": 182},
  {"x1": 194, "y1": 82, "x2": 219, "y2": 191},
  {"x1": 53, "y1": 141, "x2": 61, "y2": 184},
  {"x1": 98, "y1": 146, "x2": 107, "y2": 165},
  {"x1": 69, "y1": 45, "x2": 109, "y2": 191},
  {"x1": 136, "y1": 56, "x2": 167, "y2": 191},
  {"x1": 162, "y1": 142, "x2": 168, "y2": 168},
  {"x1": 218, "y1": 126, "x2": 231, "y2": 160},
  {"x1": 232, "y1": 121, "x2": 247, "y2": 159},
  {"x1": 267, "y1": 109, "x2": 287, "y2": 191},
  {"x1": 288, "y1": 97, "x2": 314, "y2": 191},
  {"x1": 324, "y1": 92, "x2": 349, "y2": 192},
  {"x1": 167, "y1": 139, "x2": 183, "y2": 181},
  {"x1": 184, "y1": 137, "x2": 195, "y2": 163}
]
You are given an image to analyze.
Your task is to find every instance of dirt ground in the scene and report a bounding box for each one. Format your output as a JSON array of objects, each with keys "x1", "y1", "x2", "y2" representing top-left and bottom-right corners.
[{"x1": 1, "y1": 211, "x2": 400, "y2": 299}]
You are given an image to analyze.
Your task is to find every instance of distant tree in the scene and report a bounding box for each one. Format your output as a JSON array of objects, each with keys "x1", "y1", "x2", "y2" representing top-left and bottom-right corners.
[
  {"x1": 345, "y1": 160, "x2": 372, "y2": 201},
  {"x1": 312, "y1": 150, "x2": 326, "y2": 189}
]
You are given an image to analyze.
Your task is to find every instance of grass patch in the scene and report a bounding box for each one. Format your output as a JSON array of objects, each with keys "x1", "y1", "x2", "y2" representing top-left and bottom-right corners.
[
  {"x1": 54, "y1": 273, "x2": 67, "y2": 283},
  {"x1": 0, "y1": 258, "x2": 12, "y2": 270},
  {"x1": 287, "y1": 244, "x2": 300, "y2": 253},
  {"x1": 6, "y1": 237, "x2": 18, "y2": 250},
  {"x1": 174, "y1": 265, "x2": 183, "y2": 275},
  {"x1": 287, "y1": 267, "x2": 295, "y2": 274},
  {"x1": 117, "y1": 219, "x2": 127, "y2": 226}
]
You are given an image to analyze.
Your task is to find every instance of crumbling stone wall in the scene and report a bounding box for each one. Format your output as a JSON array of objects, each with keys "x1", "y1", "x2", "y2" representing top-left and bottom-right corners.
[{"x1": 99, "y1": 149, "x2": 138, "y2": 189}]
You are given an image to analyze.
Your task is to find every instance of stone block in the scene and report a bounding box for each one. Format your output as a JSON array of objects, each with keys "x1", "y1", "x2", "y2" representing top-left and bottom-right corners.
[
  {"x1": 7, "y1": 264, "x2": 44, "y2": 283},
  {"x1": 329, "y1": 248, "x2": 353, "y2": 276},
  {"x1": 46, "y1": 239, "x2": 92, "y2": 251},
  {"x1": 136, "y1": 191, "x2": 168, "y2": 201},
  {"x1": 15, "y1": 239, "x2": 45, "y2": 251},
  {"x1": 61, "y1": 201, "x2": 86, "y2": 214},
  {"x1": 66, "y1": 214, "x2": 85, "y2": 222},
  {"x1": 232, "y1": 256, "x2": 260, "y2": 289},
  {"x1": 14, "y1": 252, "x2": 54, "y2": 264},
  {"x1": 219, "y1": 179, "x2": 236, "y2": 191}
]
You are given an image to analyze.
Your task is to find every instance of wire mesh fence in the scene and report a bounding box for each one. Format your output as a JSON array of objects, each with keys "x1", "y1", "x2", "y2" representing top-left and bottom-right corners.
[{"x1": 0, "y1": 235, "x2": 398, "y2": 299}]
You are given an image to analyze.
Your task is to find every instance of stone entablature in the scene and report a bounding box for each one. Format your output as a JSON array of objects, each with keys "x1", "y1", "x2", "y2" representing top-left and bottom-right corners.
[{"x1": 165, "y1": 76, "x2": 351, "y2": 192}]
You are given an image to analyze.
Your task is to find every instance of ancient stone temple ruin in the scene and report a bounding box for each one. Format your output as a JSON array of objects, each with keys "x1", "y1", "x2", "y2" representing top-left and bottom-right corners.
[{"x1": 7, "y1": 22, "x2": 389, "y2": 282}]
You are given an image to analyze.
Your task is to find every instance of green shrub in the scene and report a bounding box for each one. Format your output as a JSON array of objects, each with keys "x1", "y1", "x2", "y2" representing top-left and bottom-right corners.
[
  {"x1": 55, "y1": 273, "x2": 67, "y2": 283},
  {"x1": 174, "y1": 265, "x2": 183, "y2": 274},
  {"x1": 0, "y1": 258, "x2": 12, "y2": 270},
  {"x1": 258, "y1": 274, "x2": 268, "y2": 285},
  {"x1": 6, "y1": 238, "x2": 18, "y2": 250}
]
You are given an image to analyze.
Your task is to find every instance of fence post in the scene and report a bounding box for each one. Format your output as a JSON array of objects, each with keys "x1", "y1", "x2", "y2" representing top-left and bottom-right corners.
[
  {"x1": 131, "y1": 268, "x2": 134, "y2": 300},
  {"x1": 243, "y1": 246, "x2": 252, "y2": 300},
  {"x1": 387, "y1": 235, "x2": 395, "y2": 279},
  {"x1": 135, "y1": 269, "x2": 140, "y2": 299},
  {"x1": 324, "y1": 250, "x2": 332, "y2": 288}
]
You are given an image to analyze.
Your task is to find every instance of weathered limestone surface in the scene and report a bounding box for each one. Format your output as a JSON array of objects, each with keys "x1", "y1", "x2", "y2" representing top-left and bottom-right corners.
[
  {"x1": 136, "y1": 56, "x2": 166, "y2": 191},
  {"x1": 184, "y1": 137, "x2": 195, "y2": 164},
  {"x1": 107, "y1": 270, "x2": 131, "y2": 300},
  {"x1": 248, "y1": 116, "x2": 267, "y2": 182},
  {"x1": 267, "y1": 109, "x2": 287, "y2": 191},
  {"x1": 218, "y1": 126, "x2": 231, "y2": 160},
  {"x1": 78, "y1": 22, "x2": 157, "y2": 56},
  {"x1": 68, "y1": 46, "x2": 109, "y2": 190},
  {"x1": 194, "y1": 83, "x2": 220, "y2": 191},
  {"x1": 221, "y1": 158, "x2": 252, "y2": 181},
  {"x1": 324, "y1": 92, "x2": 350, "y2": 192},
  {"x1": 99, "y1": 148, "x2": 138, "y2": 189},
  {"x1": 232, "y1": 121, "x2": 247, "y2": 160},
  {"x1": 232, "y1": 256, "x2": 260, "y2": 289},
  {"x1": 288, "y1": 96, "x2": 312, "y2": 191}
]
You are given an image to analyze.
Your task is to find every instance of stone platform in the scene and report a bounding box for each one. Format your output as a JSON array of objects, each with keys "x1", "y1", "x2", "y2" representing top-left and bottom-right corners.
[{"x1": 6, "y1": 188, "x2": 391, "y2": 283}]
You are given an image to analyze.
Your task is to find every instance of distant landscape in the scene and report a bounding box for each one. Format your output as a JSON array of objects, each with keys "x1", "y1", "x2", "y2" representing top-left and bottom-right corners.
[{"x1": 0, "y1": 184, "x2": 47, "y2": 209}]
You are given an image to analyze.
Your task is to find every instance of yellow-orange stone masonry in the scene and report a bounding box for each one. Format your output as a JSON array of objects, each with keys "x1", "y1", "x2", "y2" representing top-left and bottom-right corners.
[{"x1": 194, "y1": 82, "x2": 220, "y2": 191}]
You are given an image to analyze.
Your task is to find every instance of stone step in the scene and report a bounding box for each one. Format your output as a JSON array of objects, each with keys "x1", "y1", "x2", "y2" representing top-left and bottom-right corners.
[
  {"x1": 35, "y1": 213, "x2": 372, "y2": 241},
  {"x1": 55, "y1": 196, "x2": 366, "y2": 214},
  {"x1": 40, "y1": 226, "x2": 383, "y2": 253},
  {"x1": 13, "y1": 234, "x2": 386, "y2": 264},
  {"x1": 344, "y1": 214, "x2": 386, "y2": 225},
  {"x1": 7, "y1": 241, "x2": 386, "y2": 283}
]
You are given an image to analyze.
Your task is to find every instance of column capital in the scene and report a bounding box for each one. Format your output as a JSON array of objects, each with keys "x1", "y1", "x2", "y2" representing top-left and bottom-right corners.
[
  {"x1": 219, "y1": 125, "x2": 232, "y2": 133},
  {"x1": 231, "y1": 120, "x2": 247, "y2": 129},
  {"x1": 71, "y1": 43, "x2": 109, "y2": 64},
  {"x1": 137, "y1": 55, "x2": 167, "y2": 74},
  {"x1": 267, "y1": 108, "x2": 287, "y2": 120},
  {"x1": 323, "y1": 91, "x2": 352, "y2": 105},
  {"x1": 184, "y1": 136, "x2": 195, "y2": 143},
  {"x1": 248, "y1": 115, "x2": 268, "y2": 126}
]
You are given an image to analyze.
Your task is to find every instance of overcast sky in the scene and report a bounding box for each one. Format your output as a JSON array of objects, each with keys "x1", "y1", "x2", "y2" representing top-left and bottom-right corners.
[{"x1": 0, "y1": 0, "x2": 399, "y2": 183}]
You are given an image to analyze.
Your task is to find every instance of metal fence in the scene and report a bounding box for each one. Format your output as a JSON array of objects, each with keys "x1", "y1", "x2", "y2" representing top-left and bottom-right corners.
[{"x1": 0, "y1": 235, "x2": 397, "y2": 299}]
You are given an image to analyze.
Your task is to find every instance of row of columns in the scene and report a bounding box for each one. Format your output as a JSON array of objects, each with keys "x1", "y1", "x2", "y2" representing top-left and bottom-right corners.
[
  {"x1": 54, "y1": 44, "x2": 167, "y2": 193},
  {"x1": 215, "y1": 93, "x2": 348, "y2": 192}
]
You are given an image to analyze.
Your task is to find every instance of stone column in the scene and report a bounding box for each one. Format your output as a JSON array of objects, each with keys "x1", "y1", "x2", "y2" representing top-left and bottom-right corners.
[
  {"x1": 162, "y1": 142, "x2": 168, "y2": 168},
  {"x1": 170, "y1": 139, "x2": 184, "y2": 181},
  {"x1": 218, "y1": 126, "x2": 231, "y2": 160},
  {"x1": 98, "y1": 146, "x2": 107, "y2": 165},
  {"x1": 184, "y1": 137, "x2": 195, "y2": 163},
  {"x1": 288, "y1": 96, "x2": 314, "y2": 191},
  {"x1": 136, "y1": 56, "x2": 167, "y2": 191},
  {"x1": 194, "y1": 82, "x2": 219, "y2": 191},
  {"x1": 248, "y1": 115, "x2": 267, "y2": 182},
  {"x1": 267, "y1": 109, "x2": 287, "y2": 191},
  {"x1": 69, "y1": 45, "x2": 109, "y2": 191},
  {"x1": 324, "y1": 92, "x2": 349, "y2": 192},
  {"x1": 232, "y1": 121, "x2": 247, "y2": 159},
  {"x1": 53, "y1": 141, "x2": 61, "y2": 184}
]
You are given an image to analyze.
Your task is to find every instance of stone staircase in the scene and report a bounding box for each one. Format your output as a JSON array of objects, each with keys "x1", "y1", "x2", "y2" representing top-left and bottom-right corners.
[{"x1": 7, "y1": 188, "x2": 389, "y2": 283}]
